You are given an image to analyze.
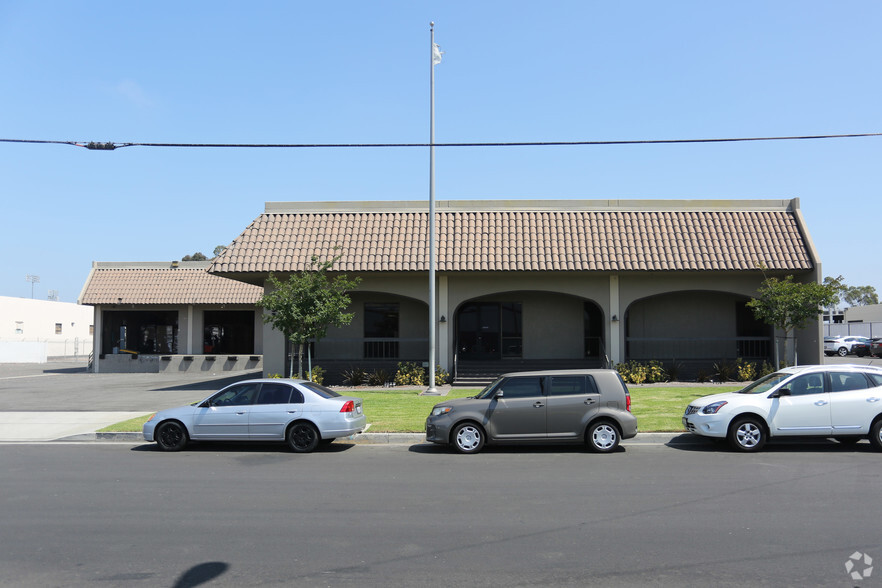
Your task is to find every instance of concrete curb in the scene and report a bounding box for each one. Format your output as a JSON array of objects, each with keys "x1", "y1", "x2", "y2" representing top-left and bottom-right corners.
[{"x1": 58, "y1": 431, "x2": 699, "y2": 445}]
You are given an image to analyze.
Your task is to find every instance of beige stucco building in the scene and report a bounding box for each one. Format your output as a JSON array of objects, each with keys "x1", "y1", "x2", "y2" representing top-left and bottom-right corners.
[
  {"x1": 78, "y1": 261, "x2": 264, "y2": 373},
  {"x1": 209, "y1": 198, "x2": 822, "y2": 383}
]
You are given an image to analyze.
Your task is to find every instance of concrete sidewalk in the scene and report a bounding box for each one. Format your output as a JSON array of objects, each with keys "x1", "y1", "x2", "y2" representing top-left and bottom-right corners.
[{"x1": 0, "y1": 412, "x2": 152, "y2": 442}]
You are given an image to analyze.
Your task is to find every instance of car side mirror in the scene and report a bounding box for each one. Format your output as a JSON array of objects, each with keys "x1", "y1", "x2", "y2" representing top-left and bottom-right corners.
[
  {"x1": 771, "y1": 388, "x2": 791, "y2": 398},
  {"x1": 495, "y1": 391, "x2": 505, "y2": 399}
]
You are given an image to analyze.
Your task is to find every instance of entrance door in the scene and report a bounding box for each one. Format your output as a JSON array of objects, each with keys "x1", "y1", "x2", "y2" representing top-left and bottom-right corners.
[
  {"x1": 457, "y1": 302, "x2": 522, "y2": 360},
  {"x1": 457, "y1": 302, "x2": 501, "y2": 360}
]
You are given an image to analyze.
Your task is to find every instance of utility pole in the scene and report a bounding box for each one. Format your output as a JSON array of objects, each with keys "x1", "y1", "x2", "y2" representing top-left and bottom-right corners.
[{"x1": 25, "y1": 274, "x2": 39, "y2": 299}]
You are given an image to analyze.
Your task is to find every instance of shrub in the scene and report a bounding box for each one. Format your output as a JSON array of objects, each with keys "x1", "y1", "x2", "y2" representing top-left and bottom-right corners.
[
  {"x1": 734, "y1": 358, "x2": 756, "y2": 382},
  {"x1": 342, "y1": 367, "x2": 367, "y2": 386},
  {"x1": 433, "y1": 365, "x2": 451, "y2": 385},
  {"x1": 394, "y1": 362, "x2": 426, "y2": 386},
  {"x1": 267, "y1": 373, "x2": 284, "y2": 379},
  {"x1": 307, "y1": 365, "x2": 325, "y2": 385},
  {"x1": 367, "y1": 368, "x2": 390, "y2": 387},
  {"x1": 696, "y1": 369, "x2": 710, "y2": 383},
  {"x1": 713, "y1": 361, "x2": 735, "y2": 382},
  {"x1": 759, "y1": 360, "x2": 776, "y2": 377},
  {"x1": 665, "y1": 361, "x2": 683, "y2": 383},
  {"x1": 616, "y1": 360, "x2": 668, "y2": 385}
]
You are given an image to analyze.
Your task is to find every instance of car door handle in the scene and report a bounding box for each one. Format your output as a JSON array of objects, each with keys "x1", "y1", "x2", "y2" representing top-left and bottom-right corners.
[
  {"x1": 584, "y1": 399, "x2": 597, "y2": 405},
  {"x1": 287, "y1": 410, "x2": 300, "y2": 414},
  {"x1": 533, "y1": 402, "x2": 545, "y2": 408},
  {"x1": 868, "y1": 397, "x2": 881, "y2": 403},
  {"x1": 814, "y1": 400, "x2": 828, "y2": 406},
  {"x1": 237, "y1": 411, "x2": 247, "y2": 415}
]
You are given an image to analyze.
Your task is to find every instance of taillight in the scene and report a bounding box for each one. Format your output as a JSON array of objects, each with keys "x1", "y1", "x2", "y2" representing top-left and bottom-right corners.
[
  {"x1": 626, "y1": 393, "x2": 631, "y2": 412},
  {"x1": 340, "y1": 400, "x2": 355, "y2": 413}
]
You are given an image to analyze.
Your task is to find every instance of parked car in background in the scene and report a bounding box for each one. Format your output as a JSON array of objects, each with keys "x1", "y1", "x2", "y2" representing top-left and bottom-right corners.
[
  {"x1": 852, "y1": 340, "x2": 872, "y2": 357},
  {"x1": 426, "y1": 369, "x2": 638, "y2": 454},
  {"x1": 824, "y1": 336, "x2": 872, "y2": 357},
  {"x1": 871, "y1": 338, "x2": 882, "y2": 358},
  {"x1": 683, "y1": 364, "x2": 882, "y2": 452},
  {"x1": 143, "y1": 379, "x2": 366, "y2": 452}
]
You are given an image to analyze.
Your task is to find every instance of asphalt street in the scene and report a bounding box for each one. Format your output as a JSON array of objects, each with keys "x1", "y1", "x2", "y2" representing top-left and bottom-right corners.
[{"x1": 2, "y1": 441, "x2": 880, "y2": 587}]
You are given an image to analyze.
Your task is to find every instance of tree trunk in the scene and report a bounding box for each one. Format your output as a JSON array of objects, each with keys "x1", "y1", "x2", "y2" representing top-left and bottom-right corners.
[{"x1": 297, "y1": 342, "x2": 304, "y2": 379}]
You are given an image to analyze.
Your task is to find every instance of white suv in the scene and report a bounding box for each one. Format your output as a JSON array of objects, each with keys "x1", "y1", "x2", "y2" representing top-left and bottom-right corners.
[
  {"x1": 683, "y1": 364, "x2": 882, "y2": 452},
  {"x1": 824, "y1": 336, "x2": 871, "y2": 357}
]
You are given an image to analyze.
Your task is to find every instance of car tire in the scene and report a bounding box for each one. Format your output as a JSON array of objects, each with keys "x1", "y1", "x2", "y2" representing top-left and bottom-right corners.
[
  {"x1": 586, "y1": 420, "x2": 620, "y2": 453},
  {"x1": 728, "y1": 417, "x2": 766, "y2": 452},
  {"x1": 451, "y1": 422, "x2": 485, "y2": 454},
  {"x1": 838, "y1": 347, "x2": 848, "y2": 357},
  {"x1": 870, "y1": 420, "x2": 882, "y2": 452},
  {"x1": 287, "y1": 422, "x2": 320, "y2": 453},
  {"x1": 155, "y1": 421, "x2": 188, "y2": 452}
]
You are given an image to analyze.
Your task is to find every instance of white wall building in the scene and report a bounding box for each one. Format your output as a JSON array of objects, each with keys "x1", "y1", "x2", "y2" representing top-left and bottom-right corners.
[{"x1": 0, "y1": 296, "x2": 94, "y2": 363}]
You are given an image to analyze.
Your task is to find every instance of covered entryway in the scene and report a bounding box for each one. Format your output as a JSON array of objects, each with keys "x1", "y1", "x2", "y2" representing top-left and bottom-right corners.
[
  {"x1": 453, "y1": 293, "x2": 605, "y2": 385},
  {"x1": 625, "y1": 291, "x2": 773, "y2": 378}
]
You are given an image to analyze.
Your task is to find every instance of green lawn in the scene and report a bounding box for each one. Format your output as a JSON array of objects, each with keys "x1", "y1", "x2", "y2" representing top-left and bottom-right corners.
[
  {"x1": 100, "y1": 384, "x2": 743, "y2": 434},
  {"x1": 629, "y1": 385, "x2": 741, "y2": 431}
]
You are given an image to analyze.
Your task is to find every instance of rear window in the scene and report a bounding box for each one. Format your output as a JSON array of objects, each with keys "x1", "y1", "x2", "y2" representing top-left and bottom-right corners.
[{"x1": 300, "y1": 382, "x2": 341, "y2": 398}]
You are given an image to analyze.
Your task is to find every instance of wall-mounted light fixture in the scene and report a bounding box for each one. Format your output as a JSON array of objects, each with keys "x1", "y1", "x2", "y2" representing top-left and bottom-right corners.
[
  {"x1": 611, "y1": 314, "x2": 619, "y2": 322},
  {"x1": 439, "y1": 315, "x2": 447, "y2": 323}
]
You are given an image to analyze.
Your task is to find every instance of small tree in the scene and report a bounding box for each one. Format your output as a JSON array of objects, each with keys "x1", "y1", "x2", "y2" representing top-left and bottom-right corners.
[
  {"x1": 212, "y1": 245, "x2": 227, "y2": 258},
  {"x1": 182, "y1": 252, "x2": 208, "y2": 261},
  {"x1": 746, "y1": 274, "x2": 839, "y2": 366},
  {"x1": 257, "y1": 255, "x2": 361, "y2": 378}
]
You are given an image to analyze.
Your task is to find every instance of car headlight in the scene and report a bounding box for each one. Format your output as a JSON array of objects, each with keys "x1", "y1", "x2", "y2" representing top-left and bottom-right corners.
[
  {"x1": 430, "y1": 406, "x2": 453, "y2": 417},
  {"x1": 145, "y1": 413, "x2": 157, "y2": 422},
  {"x1": 700, "y1": 401, "x2": 728, "y2": 415}
]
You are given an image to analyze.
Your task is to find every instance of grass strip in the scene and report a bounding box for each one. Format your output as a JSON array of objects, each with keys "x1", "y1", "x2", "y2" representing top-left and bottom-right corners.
[{"x1": 99, "y1": 384, "x2": 744, "y2": 434}]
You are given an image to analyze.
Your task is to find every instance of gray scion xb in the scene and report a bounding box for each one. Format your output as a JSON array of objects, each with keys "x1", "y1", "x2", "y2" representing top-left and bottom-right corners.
[{"x1": 425, "y1": 369, "x2": 638, "y2": 454}]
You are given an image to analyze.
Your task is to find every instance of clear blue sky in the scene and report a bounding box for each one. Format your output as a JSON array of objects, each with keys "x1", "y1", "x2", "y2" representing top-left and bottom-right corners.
[{"x1": 2, "y1": 1, "x2": 880, "y2": 303}]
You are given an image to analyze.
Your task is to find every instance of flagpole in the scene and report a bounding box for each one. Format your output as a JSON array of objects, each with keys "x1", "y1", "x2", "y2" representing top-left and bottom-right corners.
[{"x1": 426, "y1": 21, "x2": 439, "y2": 394}]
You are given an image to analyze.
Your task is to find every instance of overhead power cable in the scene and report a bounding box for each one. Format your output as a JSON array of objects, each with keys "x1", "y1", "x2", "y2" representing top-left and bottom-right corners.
[{"x1": 0, "y1": 132, "x2": 880, "y2": 151}]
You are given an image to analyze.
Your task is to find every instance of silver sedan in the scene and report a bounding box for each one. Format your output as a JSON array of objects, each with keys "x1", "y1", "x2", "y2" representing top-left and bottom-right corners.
[{"x1": 143, "y1": 379, "x2": 366, "y2": 452}]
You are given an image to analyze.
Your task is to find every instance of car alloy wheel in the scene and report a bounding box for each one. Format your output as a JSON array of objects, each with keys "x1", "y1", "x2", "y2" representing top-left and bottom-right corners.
[
  {"x1": 156, "y1": 421, "x2": 187, "y2": 452},
  {"x1": 452, "y1": 422, "x2": 485, "y2": 454},
  {"x1": 838, "y1": 347, "x2": 848, "y2": 357},
  {"x1": 729, "y1": 417, "x2": 766, "y2": 452},
  {"x1": 870, "y1": 420, "x2": 882, "y2": 452},
  {"x1": 287, "y1": 422, "x2": 319, "y2": 453}
]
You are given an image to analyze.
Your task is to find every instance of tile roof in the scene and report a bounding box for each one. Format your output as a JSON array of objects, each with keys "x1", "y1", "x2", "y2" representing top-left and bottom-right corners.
[
  {"x1": 79, "y1": 262, "x2": 263, "y2": 305},
  {"x1": 210, "y1": 200, "x2": 815, "y2": 274}
]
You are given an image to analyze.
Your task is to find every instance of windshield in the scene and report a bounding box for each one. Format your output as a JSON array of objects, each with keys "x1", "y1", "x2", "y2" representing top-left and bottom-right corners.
[
  {"x1": 737, "y1": 372, "x2": 791, "y2": 395},
  {"x1": 300, "y1": 382, "x2": 341, "y2": 398},
  {"x1": 474, "y1": 378, "x2": 504, "y2": 399}
]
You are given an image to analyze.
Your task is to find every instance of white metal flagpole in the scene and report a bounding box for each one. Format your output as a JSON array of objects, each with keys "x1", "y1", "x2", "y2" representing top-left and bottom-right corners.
[{"x1": 425, "y1": 22, "x2": 440, "y2": 394}]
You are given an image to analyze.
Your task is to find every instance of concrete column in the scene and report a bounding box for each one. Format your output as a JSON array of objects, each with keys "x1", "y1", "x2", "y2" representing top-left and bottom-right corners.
[
  {"x1": 609, "y1": 275, "x2": 621, "y2": 366},
  {"x1": 186, "y1": 305, "x2": 194, "y2": 354},
  {"x1": 92, "y1": 305, "x2": 102, "y2": 373},
  {"x1": 438, "y1": 275, "x2": 449, "y2": 371}
]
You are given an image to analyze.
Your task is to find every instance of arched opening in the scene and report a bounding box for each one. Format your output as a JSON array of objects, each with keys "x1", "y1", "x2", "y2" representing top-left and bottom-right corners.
[
  {"x1": 625, "y1": 291, "x2": 772, "y2": 377},
  {"x1": 453, "y1": 292, "x2": 605, "y2": 383}
]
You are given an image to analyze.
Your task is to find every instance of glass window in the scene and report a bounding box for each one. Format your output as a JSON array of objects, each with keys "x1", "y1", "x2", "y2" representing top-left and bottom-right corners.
[
  {"x1": 300, "y1": 382, "x2": 340, "y2": 399},
  {"x1": 55, "y1": 323, "x2": 62, "y2": 334},
  {"x1": 785, "y1": 374, "x2": 825, "y2": 396},
  {"x1": 210, "y1": 383, "x2": 260, "y2": 406},
  {"x1": 830, "y1": 372, "x2": 871, "y2": 393},
  {"x1": 868, "y1": 373, "x2": 882, "y2": 388},
  {"x1": 256, "y1": 383, "x2": 293, "y2": 405},
  {"x1": 364, "y1": 303, "x2": 399, "y2": 359},
  {"x1": 550, "y1": 376, "x2": 586, "y2": 396},
  {"x1": 498, "y1": 377, "x2": 542, "y2": 399}
]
